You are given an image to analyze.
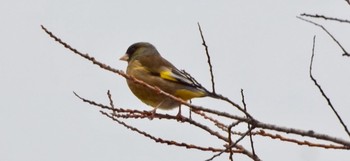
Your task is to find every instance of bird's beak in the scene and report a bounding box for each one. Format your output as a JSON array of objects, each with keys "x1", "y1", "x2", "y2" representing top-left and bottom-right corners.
[{"x1": 119, "y1": 54, "x2": 129, "y2": 61}]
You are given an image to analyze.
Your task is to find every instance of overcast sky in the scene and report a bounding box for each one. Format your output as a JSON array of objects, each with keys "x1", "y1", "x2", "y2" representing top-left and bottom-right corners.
[{"x1": 1, "y1": 0, "x2": 350, "y2": 161}]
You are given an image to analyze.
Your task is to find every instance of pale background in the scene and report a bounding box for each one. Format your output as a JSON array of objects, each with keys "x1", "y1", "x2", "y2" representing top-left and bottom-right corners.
[{"x1": 1, "y1": 0, "x2": 350, "y2": 161}]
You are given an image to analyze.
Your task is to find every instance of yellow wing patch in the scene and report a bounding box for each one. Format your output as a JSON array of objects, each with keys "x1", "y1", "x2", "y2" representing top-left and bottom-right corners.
[
  {"x1": 175, "y1": 89, "x2": 206, "y2": 100},
  {"x1": 160, "y1": 71, "x2": 178, "y2": 82}
]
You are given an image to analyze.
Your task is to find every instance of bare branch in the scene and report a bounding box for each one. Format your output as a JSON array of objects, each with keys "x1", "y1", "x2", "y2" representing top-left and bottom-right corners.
[
  {"x1": 228, "y1": 124, "x2": 234, "y2": 161},
  {"x1": 75, "y1": 91, "x2": 262, "y2": 160},
  {"x1": 75, "y1": 91, "x2": 232, "y2": 142},
  {"x1": 309, "y1": 36, "x2": 350, "y2": 138},
  {"x1": 257, "y1": 130, "x2": 350, "y2": 150},
  {"x1": 212, "y1": 92, "x2": 255, "y2": 120},
  {"x1": 100, "y1": 111, "x2": 228, "y2": 152},
  {"x1": 197, "y1": 22, "x2": 216, "y2": 93},
  {"x1": 300, "y1": 13, "x2": 350, "y2": 24},
  {"x1": 241, "y1": 89, "x2": 257, "y2": 159},
  {"x1": 255, "y1": 120, "x2": 350, "y2": 146},
  {"x1": 207, "y1": 128, "x2": 260, "y2": 161},
  {"x1": 191, "y1": 110, "x2": 234, "y2": 132},
  {"x1": 297, "y1": 17, "x2": 350, "y2": 57},
  {"x1": 107, "y1": 90, "x2": 114, "y2": 108}
]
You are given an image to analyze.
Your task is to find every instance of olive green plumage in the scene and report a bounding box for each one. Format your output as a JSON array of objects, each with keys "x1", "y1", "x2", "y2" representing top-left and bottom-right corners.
[{"x1": 120, "y1": 42, "x2": 208, "y2": 110}]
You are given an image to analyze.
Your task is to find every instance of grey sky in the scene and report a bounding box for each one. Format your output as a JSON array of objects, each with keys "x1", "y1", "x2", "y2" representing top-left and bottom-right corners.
[{"x1": 1, "y1": 0, "x2": 349, "y2": 161}]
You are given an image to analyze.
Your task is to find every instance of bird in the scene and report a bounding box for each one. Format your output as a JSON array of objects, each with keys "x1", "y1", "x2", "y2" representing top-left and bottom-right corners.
[{"x1": 120, "y1": 42, "x2": 209, "y2": 116}]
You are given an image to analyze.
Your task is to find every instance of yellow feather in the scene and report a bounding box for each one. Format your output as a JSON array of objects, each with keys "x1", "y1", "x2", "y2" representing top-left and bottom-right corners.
[
  {"x1": 175, "y1": 89, "x2": 206, "y2": 100},
  {"x1": 160, "y1": 71, "x2": 178, "y2": 82}
]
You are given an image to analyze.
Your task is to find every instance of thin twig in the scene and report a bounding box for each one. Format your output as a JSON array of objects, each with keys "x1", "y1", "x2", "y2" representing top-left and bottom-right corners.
[
  {"x1": 254, "y1": 120, "x2": 350, "y2": 146},
  {"x1": 297, "y1": 17, "x2": 350, "y2": 57},
  {"x1": 207, "y1": 128, "x2": 258, "y2": 161},
  {"x1": 228, "y1": 123, "x2": 234, "y2": 161},
  {"x1": 77, "y1": 90, "x2": 260, "y2": 160},
  {"x1": 257, "y1": 130, "x2": 350, "y2": 150},
  {"x1": 191, "y1": 110, "x2": 232, "y2": 132},
  {"x1": 241, "y1": 89, "x2": 257, "y2": 158},
  {"x1": 100, "y1": 111, "x2": 227, "y2": 152},
  {"x1": 197, "y1": 22, "x2": 216, "y2": 93},
  {"x1": 73, "y1": 91, "x2": 111, "y2": 110},
  {"x1": 74, "y1": 91, "x2": 230, "y2": 142},
  {"x1": 180, "y1": 69, "x2": 209, "y2": 92},
  {"x1": 183, "y1": 70, "x2": 252, "y2": 119},
  {"x1": 300, "y1": 13, "x2": 350, "y2": 24},
  {"x1": 75, "y1": 84, "x2": 350, "y2": 147},
  {"x1": 233, "y1": 130, "x2": 350, "y2": 150},
  {"x1": 106, "y1": 90, "x2": 116, "y2": 115},
  {"x1": 107, "y1": 90, "x2": 114, "y2": 108},
  {"x1": 309, "y1": 36, "x2": 350, "y2": 138}
]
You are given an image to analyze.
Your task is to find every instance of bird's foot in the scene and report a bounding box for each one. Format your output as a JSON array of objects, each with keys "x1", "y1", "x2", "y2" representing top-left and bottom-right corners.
[
  {"x1": 146, "y1": 108, "x2": 157, "y2": 120},
  {"x1": 176, "y1": 106, "x2": 186, "y2": 122}
]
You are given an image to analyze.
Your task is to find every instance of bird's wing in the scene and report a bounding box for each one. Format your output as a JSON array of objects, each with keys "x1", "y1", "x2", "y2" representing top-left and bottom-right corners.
[
  {"x1": 139, "y1": 54, "x2": 196, "y2": 86},
  {"x1": 159, "y1": 67, "x2": 194, "y2": 85}
]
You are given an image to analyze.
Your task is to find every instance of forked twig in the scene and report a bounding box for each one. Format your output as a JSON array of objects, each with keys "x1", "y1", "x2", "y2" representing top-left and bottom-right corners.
[
  {"x1": 297, "y1": 16, "x2": 350, "y2": 57},
  {"x1": 207, "y1": 128, "x2": 259, "y2": 161}
]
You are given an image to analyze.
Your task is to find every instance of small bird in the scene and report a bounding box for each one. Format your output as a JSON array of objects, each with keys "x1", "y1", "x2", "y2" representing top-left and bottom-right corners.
[{"x1": 120, "y1": 42, "x2": 208, "y2": 115}]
